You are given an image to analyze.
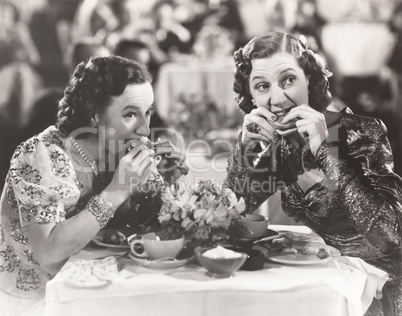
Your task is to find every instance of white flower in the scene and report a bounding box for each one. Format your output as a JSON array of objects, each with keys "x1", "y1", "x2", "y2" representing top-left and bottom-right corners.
[
  {"x1": 234, "y1": 197, "x2": 246, "y2": 213},
  {"x1": 158, "y1": 213, "x2": 172, "y2": 223},
  {"x1": 204, "y1": 208, "x2": 215, "y2": 225},
  {"x1": 194, "y1": 208, "x2": 207, "y2": 220}
]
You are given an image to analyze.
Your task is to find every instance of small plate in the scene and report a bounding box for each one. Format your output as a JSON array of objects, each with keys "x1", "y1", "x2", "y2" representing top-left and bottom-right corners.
[
  {"x1": 267, "y1": 241, "x2": 341, "y2": 265},
  {"x1": 92, "y1": 230, "x2": 130, "y2": 249},
  {"x1": 128, "y1": 248, "x2": 194, "y2": 269}
]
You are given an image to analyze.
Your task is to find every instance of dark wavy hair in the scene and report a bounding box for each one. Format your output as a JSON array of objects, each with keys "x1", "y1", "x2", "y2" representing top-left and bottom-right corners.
[
  {"x1": 233, "y1": 31, "x2": 332, "y2": 114},
  {"x1": 57, "y1": 56, "x2": 152, "y2": 137}
]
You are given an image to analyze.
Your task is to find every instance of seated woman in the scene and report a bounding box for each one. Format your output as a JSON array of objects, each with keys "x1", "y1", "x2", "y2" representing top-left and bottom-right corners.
[
  {"x1": 0, "y1": 56, "x2": 187, "y2": 311},
  {"x1": 225, "y1": 31, "x2": 402, "y2": 316}
]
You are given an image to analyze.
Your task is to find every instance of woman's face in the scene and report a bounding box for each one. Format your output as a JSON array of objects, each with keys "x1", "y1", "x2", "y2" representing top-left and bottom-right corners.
[
  {"x1": 96, "y1": 82, "x2": 154, "y2": 155},
  {"x1": 248, "y1": 52, "x2": 309, "y2": 115}
]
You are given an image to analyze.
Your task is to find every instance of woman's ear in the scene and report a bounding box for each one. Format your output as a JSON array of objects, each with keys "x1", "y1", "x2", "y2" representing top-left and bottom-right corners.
[{"x1": 91, "y1": 114, "x2": 100, "y2": 128}]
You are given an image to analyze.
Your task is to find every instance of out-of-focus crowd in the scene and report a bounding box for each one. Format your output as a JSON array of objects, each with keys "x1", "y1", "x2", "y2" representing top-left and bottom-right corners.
[{"x1": 1, "y1": 0, "x2": 402, "y2": 192}]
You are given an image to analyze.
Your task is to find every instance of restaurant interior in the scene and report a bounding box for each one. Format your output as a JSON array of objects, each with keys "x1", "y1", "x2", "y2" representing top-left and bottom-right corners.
[{"x1": 1, "y1": 0, "x2": 402, "y2": 315}]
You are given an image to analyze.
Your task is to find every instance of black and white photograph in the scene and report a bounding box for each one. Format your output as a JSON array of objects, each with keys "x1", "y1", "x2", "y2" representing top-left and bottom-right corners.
[{"x1": 1, "y1": 0, "x2": 401, "y2": 315}]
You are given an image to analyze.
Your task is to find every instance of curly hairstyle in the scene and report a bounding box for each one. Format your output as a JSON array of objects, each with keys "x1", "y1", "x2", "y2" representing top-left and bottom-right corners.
[
  {"x1": 233, "y1": 31, "x2": 332, "y2": 114},
  {"x1": 57, "y1": 56, "x2": 152, "y2": 137}
]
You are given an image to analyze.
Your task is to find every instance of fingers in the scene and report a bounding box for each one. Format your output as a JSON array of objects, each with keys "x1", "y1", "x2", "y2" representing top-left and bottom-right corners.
[
  {"x1": 153, "y1": 140, "x2": 186, "y2": 164},
  {"x1": 252, "y1": 107, "x2": 277, "y2": 122},
  {"x1": 124, "y1": 146, "x2": 154, "y2": 170},
  {"x1": 157, "y1": 155, "x2": 189, "y2": 177},
  {"x1": 137, "y1": 156, "x2": 154, "y2": 177},
  {"x1": 281, "y1": 104, "x2": 320, "y2": 124},
  {"x1": 125, "y1": 144, "x2": 149, "y2": 161},
  {"x1": 162, "y1": 151, "x2": 186, "y2": 163},
  {"x1": 243, "y1": 113, "x2": 275, "y2": 142},
  {"x1": 153, "y1": 140, "x2": 179, "y2": 152}
]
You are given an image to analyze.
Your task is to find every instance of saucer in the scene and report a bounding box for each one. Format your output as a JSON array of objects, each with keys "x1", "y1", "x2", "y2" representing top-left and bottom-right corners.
[{"x1": 128, "y1": 248, "x2": 194, "y2": 269}]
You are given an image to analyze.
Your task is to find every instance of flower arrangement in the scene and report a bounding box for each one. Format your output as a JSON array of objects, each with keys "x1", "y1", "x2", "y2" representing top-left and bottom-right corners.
[{"x1": 158, "y1": 180, "x2": 246, "y2": 247}]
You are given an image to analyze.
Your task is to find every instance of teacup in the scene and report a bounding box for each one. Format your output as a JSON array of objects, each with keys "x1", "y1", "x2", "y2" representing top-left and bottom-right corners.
[
  {"x1": 235, "y1": 214, "x2": 269, "y2": 239},
  {"x1": 130, "y1": 232, "x2": 185, "y2": 260}
]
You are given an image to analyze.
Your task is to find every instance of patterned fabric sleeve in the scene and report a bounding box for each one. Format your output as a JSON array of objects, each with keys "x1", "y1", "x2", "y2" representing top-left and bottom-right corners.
[
  {"x1": 314, "y1": 117, "x2": 402, "y2": 256},
  {"x1": 9, "y1": 136, "x2": 81, "y2": 227},
  {"x1": 225, "y1": 133, "x2": 276, "y2": 213}
]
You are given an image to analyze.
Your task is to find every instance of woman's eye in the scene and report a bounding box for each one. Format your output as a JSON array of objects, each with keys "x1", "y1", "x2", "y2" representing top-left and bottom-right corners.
[
  {"x1": 256, "y1": 83, "x2": 269, "y2": 92},
  {"x1": 125, "y1": 112, "x2": 136, "y2": 119},
  {"x1": 283, "y1": 76, "x2": 296, "y2": 86}
]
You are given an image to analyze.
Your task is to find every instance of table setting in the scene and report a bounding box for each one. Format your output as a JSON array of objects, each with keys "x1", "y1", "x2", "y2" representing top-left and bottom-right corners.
[
  {"x1": 32, "y1": 181, "x2": 389, "y2": 316},
  {"x1": 38, "y1": 223, "x2": 388, "y2": 316}
]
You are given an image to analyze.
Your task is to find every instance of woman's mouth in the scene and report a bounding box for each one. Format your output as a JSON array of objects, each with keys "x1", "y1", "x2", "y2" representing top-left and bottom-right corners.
[{"x1": 274, "y1": 107, "x2": 293, "y2": 117}]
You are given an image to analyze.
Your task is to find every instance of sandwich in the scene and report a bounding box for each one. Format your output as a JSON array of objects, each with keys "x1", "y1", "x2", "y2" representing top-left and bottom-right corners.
[{"x1": 124, "y1": 137, "x2": 163, "y2": 185}]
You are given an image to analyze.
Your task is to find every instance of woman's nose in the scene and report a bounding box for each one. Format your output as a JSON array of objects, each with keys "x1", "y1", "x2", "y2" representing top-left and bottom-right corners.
[
  {"x1": 135, "y1": 116, "x2": 150, "y2": 137},
  {"x1": 269, "y1": 86, "x2": 287, "y2": 109}
]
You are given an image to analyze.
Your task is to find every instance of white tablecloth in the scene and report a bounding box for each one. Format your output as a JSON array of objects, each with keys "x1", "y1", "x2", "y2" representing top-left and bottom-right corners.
[{"x1": 41, "y1": 225, "x2": 388, "y2": 316}]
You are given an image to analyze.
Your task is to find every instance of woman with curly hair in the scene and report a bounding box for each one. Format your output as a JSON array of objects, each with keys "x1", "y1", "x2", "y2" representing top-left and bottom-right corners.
[
  {"x1": 225, "y1": 31, "x2": 402, "y2": 315},
  {"x1": 0, "y1": 56, "x2": 187, "y2": 313}
]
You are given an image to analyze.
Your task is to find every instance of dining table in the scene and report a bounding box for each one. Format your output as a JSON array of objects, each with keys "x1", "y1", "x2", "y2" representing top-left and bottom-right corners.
[{"x1": 26, "y1": 225, "x2": 388, "y2": 316}]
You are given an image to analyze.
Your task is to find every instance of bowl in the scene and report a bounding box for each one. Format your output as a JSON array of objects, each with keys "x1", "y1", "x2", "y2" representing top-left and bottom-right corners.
[
  {"x1": 194, "y1": 246, "x2": 247, "y2": 278},
  {"x1": 234, "y1": 214, "x2": 269, "y2": 239}
]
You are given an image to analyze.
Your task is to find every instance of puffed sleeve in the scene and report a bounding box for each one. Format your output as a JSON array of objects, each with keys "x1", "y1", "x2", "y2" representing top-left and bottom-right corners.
[
  {"x1": 9, "y1": 137, "x2": 81, "y2": 227},
  {"x1": 315, "y1": 117, "x2": 402, "y2": 255}
]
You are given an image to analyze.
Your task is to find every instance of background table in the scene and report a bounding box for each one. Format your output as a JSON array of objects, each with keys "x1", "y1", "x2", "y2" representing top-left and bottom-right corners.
[
  {"x1": 154, "y1": 59, "x2": 243, "y2": 145},
  {"x1": 41, "y1": 225, "x2": 387, "y2": 316},
  {"x1": 155, "y1": 58, "x2": 239, "y2": 122}
]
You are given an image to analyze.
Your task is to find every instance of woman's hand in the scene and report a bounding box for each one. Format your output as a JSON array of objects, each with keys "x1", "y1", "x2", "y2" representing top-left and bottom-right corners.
[
  {"x1": 281, "y1": 104, "x2": 328, "y2": 156},
  {"x1": 241, "y1": 107, "x2": 296, "y2": 150},
  {"x1": 154, "y1": 140, "x2": 189, "y2": 184},
  {"x1": 104, "y1": 144, "x2": 155, "y2": 207}
]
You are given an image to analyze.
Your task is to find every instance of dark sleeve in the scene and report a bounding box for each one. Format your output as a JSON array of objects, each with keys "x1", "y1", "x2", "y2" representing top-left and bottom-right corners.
[
  {"x1": 315, "y1": 118, "x2": 402, "y2": 256},
  {"x1": 224, "y1": 133, "x2": 277, "y2": 213}
]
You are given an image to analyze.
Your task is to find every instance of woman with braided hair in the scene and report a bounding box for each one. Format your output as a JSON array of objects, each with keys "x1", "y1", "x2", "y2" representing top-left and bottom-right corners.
[
  {"x1": 0, "y1": 56, "x2": 187, "y2": 311},
  {"x1": 225, "y1": 31, "x2": 402, "y2": 315}
]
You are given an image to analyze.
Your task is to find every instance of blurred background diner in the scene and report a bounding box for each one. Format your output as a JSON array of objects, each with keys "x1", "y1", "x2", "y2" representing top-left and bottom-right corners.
[{"x1": 1, "y1": 0, "x2": 402, "y2": 224}]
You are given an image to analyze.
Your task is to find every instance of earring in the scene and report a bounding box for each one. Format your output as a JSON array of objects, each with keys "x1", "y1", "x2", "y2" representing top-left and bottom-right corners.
[
  {"x1": 252, "y1": 99, "x2": 256, "y2": 106},
  {"x1": 90, "y1": 120, "x2": 97, "y2": 128}
]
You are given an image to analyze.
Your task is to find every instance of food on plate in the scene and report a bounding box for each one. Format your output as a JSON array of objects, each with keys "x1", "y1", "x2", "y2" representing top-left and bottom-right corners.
[
  {"x1": 252, "y1": 235, "x2": 293, "y2": 260},
  {"x1": 101, "y1": 230, "x2": 127, "y2": 245},
  {"x1": 316, "y1": 248, "x2": 330, "y2": 259},
  {"x1": 251, "y1": 234, "x2": 332, "y2": 261}
]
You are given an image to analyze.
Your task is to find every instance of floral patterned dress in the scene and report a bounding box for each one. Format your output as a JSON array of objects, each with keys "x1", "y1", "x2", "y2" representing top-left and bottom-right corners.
[{"x1": 0, "y1": 126, "x2": 90, "y2": 299}]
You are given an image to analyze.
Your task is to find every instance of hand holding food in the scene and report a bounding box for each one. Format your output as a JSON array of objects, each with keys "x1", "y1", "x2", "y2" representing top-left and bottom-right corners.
[
  {"x1": 242, "y1": 107, "x2": 298, "y2": 149},
  {"x1": 281, "y1": 104, "x2": 328, "y2": 155}
]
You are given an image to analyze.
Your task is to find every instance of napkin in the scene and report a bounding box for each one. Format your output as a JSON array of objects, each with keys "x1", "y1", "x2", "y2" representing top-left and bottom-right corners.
[
  {"x1": 59, "y1": 256, "x2": 119, "y2": 288},
  {"x1": 331, "y1": 256, "x2": 389, "y2": 315}
]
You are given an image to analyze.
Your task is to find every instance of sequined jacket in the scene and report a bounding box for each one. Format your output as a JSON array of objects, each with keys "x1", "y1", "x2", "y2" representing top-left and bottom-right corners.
[{"x1": 226, "y1": 113, "x2": 402, "y2": 278}]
